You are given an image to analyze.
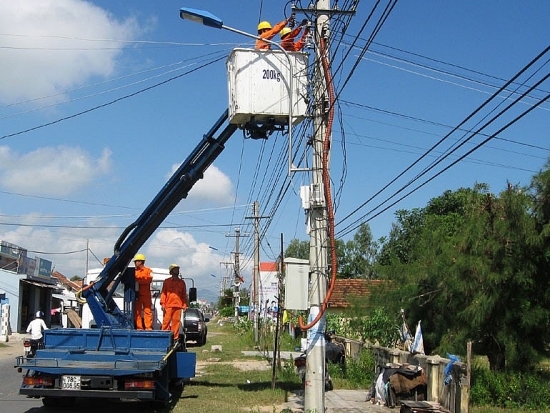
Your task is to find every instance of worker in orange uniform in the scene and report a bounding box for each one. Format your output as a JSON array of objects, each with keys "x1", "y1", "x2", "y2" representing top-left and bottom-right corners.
[
  {"x1": 160, "y1": 264, "x2": 188, "y2": 341},
  {"x1": 133, "y1": 253, "x2": 153, "y2": 330},
  {"x1": 255, "y1": 14, "x2": 295, "y2": 50},
  {"x1": 280, "y1": 19, "x2": 310, "y2": 51}
]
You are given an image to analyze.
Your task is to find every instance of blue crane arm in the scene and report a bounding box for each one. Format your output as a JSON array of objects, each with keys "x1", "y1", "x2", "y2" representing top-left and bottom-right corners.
[{"x1": 82, "y1": 109, "x2": 238, "y2": 327}]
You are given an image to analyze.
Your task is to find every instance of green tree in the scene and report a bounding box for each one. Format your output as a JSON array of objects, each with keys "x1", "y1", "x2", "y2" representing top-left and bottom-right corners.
[
  {"x1": 287, "y1": 223, "x2": 379, "y2": 279},
  {"x1": 377, "y1": 208, "x2": 425, "y2": 265},
  {"x1": 217, "y1": 288, "x2": 233, "y2": 309},
  {"x1": 284, "y1": 239, "x2": 309, "y2": 260},
  {"x1": 377, "y1": 181, "x2": 550, "y2": 372}
]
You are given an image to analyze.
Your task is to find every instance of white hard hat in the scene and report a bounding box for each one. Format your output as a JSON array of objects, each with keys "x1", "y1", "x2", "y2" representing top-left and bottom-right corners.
[{"x1": 36, "y1": 311, "x2": 44, "y2": 318}]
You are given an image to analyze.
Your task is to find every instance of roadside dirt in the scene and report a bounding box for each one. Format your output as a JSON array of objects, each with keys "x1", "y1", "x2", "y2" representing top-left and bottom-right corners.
[{"x1": 197, "y1": 358, "x2": 271, "y2": 372}]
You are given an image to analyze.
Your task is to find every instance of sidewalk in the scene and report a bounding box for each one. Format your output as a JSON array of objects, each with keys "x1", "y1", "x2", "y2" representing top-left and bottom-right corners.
[
  {"x1": 283, "y1": 389, "x2": 390, "y2": 413},
  {"x1": 0, "y1": 332, "x2": 26, "y2": 362},
  {"x1": 241, "y1": 349, "x2": 390, "y2": 413}
]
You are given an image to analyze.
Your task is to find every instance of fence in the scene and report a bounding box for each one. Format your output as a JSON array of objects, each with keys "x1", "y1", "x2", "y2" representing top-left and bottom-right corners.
[{"x1": 344, "y1": 339, "x2": 469, "y2": 413}]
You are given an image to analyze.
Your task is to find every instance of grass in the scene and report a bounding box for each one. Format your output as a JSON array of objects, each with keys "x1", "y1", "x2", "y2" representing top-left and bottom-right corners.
[
  {"x1": 471, "y1": 408, "x2": 550, "y2": 413},
  {"x1": 167, "y1": 319, "x2": 302, "y2": 413}
]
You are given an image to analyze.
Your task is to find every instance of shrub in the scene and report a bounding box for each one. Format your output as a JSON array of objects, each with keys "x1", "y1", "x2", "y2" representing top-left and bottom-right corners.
[
  {"x1": 345, "y1": 347, "x2": 376, "y2": 388},
  {"x1": 219, "y1": 306, "x2": 234, "y2": 317},
  {"x1": 471, "y1": 364, "x2": 550, "y2": 409}
]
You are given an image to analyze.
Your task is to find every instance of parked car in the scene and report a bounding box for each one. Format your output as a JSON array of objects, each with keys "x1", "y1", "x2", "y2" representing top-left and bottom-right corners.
[{"x1": 183, "y1": 308, "x2": 209, "y2": 345}]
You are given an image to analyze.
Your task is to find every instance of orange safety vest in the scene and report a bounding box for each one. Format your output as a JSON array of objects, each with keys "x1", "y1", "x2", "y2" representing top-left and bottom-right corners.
[
  {"x1": 281, "y1": 26, "x2": 309, "y2": 52},
  {"x1": 135, "y1": 266, "x2": 152, "y2": 298},
  {"x1": 255, "y1": 19, "x2": 288, "y2": 50},
  {"x1": 160, "y1": 277, "x2": 188, "y2": 309}
]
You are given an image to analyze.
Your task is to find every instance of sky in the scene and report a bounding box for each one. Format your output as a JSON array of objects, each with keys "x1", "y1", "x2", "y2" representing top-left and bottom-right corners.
[{"x1": 1, "y1": 0, "x2": 549, "y2": 303}]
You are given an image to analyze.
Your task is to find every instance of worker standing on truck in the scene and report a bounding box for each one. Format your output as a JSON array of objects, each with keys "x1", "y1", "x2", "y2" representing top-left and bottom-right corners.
[
  {"x1": 255, "y1": 14, "x2": 295, "y2": 50},
  {"x1": 160, "y1": 264, "x2": 188, "y2": 341},
  {"x1": 133, "y1": 253, "x2": 153, "y2": 330},
  {"x1": 280, "y1": 19, "x2": 310, "y2": 51}
]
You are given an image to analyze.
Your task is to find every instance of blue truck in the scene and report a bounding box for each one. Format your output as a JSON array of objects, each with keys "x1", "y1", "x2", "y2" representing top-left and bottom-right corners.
[{"x1": 15, "y1": 110, "x2": 239, "y2": 407}]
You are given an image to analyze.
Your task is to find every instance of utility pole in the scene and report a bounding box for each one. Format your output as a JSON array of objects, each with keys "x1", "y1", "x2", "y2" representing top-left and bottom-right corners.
[
  {"x1": 245, "y1": 201, "x2": 270, "y2": 343},
  {"x1": 291, "y1": 1, "x2": 354, "y2": 411},
  {"x1": 226, "y1": 228, "x2": 248, "y2": 318},
  {"x1": 306, "y1": 6, "x2": 330, "y2": 408}
]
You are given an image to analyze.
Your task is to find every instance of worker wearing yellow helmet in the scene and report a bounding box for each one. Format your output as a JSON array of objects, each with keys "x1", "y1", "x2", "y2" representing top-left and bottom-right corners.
[
  {"x1": 255, "y1": 14, "x2": 296, "y2": 50},
  {"x1": 133, "y1": 253, "x2": 153, "y2": 330},
  {"x1": 160, "y1": 264, "x2": 188, "y2": 341},
  {"x1": 280, "y1": 18, "x2": 310, "y2": 52}
]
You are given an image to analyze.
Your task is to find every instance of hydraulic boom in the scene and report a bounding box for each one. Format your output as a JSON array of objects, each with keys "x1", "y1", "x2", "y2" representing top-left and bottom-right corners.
[{"x1": 82, "y1": 110, "x2": 238, "y2": 327}]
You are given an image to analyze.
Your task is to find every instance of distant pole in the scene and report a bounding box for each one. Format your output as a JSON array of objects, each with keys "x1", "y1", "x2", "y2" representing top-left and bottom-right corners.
[
  {"x1": 234, "y1": 228, "x2": 241, "y2": 318},
  {"x1": 245, "y1": 201, "x2": 269, "y2": 344},
  {"x1": 226, "y1": 228, "x2": 248, "y2": 319},
  {"x1": 253, "y1": 204, "x2": 260, "y2": 343},
  {"x1": 271, "y1": 234, "x2": 284, "y2": 390}
]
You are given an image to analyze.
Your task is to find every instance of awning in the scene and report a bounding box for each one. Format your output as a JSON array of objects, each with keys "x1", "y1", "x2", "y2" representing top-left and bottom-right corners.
[
  {"x1": 21, "y1": 279, "x2": 57, "y2": 289},
  {"x1": 52, "y1": 293, "x2": 76, "y2": 301}
]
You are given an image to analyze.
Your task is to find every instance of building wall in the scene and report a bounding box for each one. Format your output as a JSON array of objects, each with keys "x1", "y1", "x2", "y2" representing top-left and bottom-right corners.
[{"x1": 0, "y1": 269, "x2": 25, "y2": 333}]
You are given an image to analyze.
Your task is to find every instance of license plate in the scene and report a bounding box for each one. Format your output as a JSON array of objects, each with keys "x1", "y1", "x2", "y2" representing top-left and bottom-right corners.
[{"x1": 62, "y1": 375, "x2": 81, "y2": 390}]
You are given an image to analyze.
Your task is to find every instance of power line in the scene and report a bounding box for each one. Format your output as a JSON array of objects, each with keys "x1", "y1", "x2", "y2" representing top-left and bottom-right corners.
[{"x1": 0, "y1": 55, "x2": 225, "y2": 140}]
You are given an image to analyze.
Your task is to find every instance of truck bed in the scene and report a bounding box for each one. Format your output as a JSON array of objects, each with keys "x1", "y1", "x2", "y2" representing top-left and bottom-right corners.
[{"x1": 16, "y1": 328, "x2": 189, "y2": 376}]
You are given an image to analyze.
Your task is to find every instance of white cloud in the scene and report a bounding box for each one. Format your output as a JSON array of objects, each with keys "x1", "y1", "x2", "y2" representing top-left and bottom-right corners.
[
  {"x1": 143, "y1": 228, "x2": 228, "y2": 292},
  {"x1": 0, "y1": 145, "x2": 112, "y2": 195},
  {"x1": 0, "y1": 0, "x2": 142, "y2": 105},
  {"x1": 166, "y1": 163, "x2": 234, "y2": 204}
]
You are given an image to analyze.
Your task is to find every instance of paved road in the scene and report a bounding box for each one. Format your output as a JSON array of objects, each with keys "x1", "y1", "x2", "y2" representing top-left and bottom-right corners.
[
  {"x1": 0, "y1": 334, "x2": 168, "y2": 412},
  {"x1": 0, "y1": 335, "x2": 43, "y2": 412}
]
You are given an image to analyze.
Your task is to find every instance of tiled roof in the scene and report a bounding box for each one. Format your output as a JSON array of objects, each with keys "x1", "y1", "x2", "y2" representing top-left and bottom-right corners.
[
  {"x1": 51, "y1": 271, "x2": 82, "y2": 292},
  {"x1": 260, "y1": 262, "x2": 278, "y2": 271},
  {"x1": 327, "y1": 279, "x2": 384, "y2": 308}
]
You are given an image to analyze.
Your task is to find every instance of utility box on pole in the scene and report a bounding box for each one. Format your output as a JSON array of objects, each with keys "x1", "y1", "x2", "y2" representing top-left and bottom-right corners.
[
  {"x1": 284, "y1": 258, "x2": 309, "y2": 310},
  {"x1": 226, "y1": 48, "x2": 309, "y2": 125}
]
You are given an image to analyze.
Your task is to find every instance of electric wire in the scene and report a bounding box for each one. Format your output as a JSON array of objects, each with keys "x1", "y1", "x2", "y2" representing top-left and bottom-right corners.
[
  {"x1": 0, "y1": 54, "x2": 226, "y2": 140},
  {"x1": 336, "y1": 45, "x2": 550, "y2": 232},
  {"x1": 337, "y1": 59, "x2": 550, "y2": 237}
]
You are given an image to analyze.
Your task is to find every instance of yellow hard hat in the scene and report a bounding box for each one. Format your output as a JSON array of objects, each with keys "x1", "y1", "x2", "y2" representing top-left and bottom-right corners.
[
  {"x1": 169, "y1": 264, "x2": 180, "y2": 272},
  {"x1": 133, "y1": 253, "x2": 146, "y2": 262},
  {"x1": 280, "y1": 27, "x2": 292, "y2": 39},
  {"x1": 257, "y1": 21, "x2": 272, "y2": 31}
]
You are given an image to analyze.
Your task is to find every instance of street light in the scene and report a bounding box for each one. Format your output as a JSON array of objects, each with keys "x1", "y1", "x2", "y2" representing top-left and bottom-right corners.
[{"x1": 179, "y1": 7, "x2": 295, "y2": 175}]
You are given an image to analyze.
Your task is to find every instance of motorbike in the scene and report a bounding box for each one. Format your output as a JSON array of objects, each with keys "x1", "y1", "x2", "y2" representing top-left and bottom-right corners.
[
  {"x1": 23, "y1": 339, "x2": 31, "y2": 358},
  {"x1": 293, "y1": 331, "x2": 345, "y2": 391},
  {"x1": 23, "y1": 338, "x2": 44, "y2": 358}
]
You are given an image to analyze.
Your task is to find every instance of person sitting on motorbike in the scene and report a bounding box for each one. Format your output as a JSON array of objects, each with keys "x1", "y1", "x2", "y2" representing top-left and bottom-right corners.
[{"x1": 26, "y1": 310, "x2": 48, "y2": 349}]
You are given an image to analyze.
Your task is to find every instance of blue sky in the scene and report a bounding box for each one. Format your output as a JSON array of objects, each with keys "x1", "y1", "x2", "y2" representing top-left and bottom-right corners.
[{"x1": 1, "y1": 1, "x2": 549, "y2": 301}]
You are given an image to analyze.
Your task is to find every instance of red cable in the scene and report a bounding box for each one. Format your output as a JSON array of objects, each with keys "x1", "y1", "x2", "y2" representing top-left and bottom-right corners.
[{"x1": 299, "y1": 36, "x2": 337, "y2": 330}]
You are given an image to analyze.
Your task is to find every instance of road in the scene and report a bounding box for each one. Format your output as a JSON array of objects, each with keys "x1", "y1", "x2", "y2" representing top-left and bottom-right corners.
[
  {"x1": 0, "y1": 334, "x2": 170, "y2": 413},
  {"x1": 0, "y1": 336, "x2": 42, "y2": 412}
]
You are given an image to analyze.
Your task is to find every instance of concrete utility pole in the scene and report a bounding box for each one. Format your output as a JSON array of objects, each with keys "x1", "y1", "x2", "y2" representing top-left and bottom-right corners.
[
  {"x1": 291, "y1": 1, "x2": 354, "y2": 411},
  {"x1": 219, "y1": 261, "x2": 234, "y2": 298},
  {"x1": 245, "y1": 201, "x2": 270, "y2": 344},
  {"x1": 305, "y1": 3, "x2": 330, "y2": 407},
  {"x1": 226, "y1": 228, "x2": 248, "y2": 318}
]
